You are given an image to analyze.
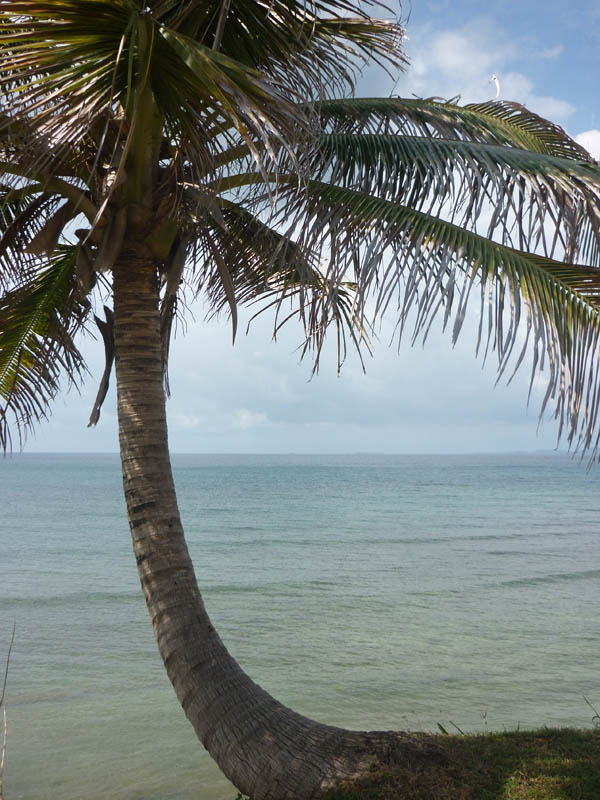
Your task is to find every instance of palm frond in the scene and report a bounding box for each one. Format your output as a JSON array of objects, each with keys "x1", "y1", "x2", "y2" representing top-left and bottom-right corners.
[
  {"x1": 155, "y1": 26, "x2": 303, "y2": 152},
  {"x1": 0, "y1": 246, "x2": 89, "y2": 450},
  {"x1": 315, "y1": 97, "x2": 594, "y2": 160},
  {"x1": 0, "y1": 186, "x2": 55, "y2": 291},
  {"x1": 463, "y1": 100, "x2": 591, "y2": 160},
  {"x1": 273, "y1": 179, "x2": 600, "y2": 453},
  {"x1": 311, "y1": 132, "x2": 600, "y2": 260},
  {"x1": 159, "y1": 0, "x2": 404, "y2": 97},
  {"x1": 0, "y1": 2, "x2": 133, "y2": 175},
  {"x1": 187, "y1": 201, "x2": 367, "y2": 370},
  {"x1": 569, "y1": 202, "x2": 600, "y2": 268},
  {"x1": 0, "y1": 2, "x2": 307, "y2": 190}
]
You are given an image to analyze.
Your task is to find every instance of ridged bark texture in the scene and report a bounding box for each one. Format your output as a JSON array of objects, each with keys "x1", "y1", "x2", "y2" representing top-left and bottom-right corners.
[{"x1": 112, "y1": 251, "x2": 444, "y2": 799}]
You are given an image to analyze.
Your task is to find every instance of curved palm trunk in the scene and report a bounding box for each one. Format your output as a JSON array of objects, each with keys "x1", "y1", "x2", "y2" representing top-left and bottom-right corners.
[{"x1": 112, "y1": 250, "x2": 443, "y2": 799}]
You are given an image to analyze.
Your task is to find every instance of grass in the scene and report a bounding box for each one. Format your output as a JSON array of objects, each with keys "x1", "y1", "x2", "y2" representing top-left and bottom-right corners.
[{"x1": 323, "y1": 727, "x2": 600, "y2": 800}]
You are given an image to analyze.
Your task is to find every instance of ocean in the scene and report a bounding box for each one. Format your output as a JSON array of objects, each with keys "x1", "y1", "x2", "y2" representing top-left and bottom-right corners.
[{"x1": 1, "y1": 452, "x2": 599, "y2": 799}]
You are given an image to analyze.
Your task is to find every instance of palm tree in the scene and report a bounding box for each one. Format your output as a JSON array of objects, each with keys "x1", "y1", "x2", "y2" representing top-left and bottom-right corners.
[{"x1": 2, "y1": 2, "x2": 600, "y2": 797}]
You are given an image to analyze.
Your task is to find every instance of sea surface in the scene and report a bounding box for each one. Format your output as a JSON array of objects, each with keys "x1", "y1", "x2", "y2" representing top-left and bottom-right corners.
[{"x1": 1, "y1": 452, "x2": 599, "y2": 799}]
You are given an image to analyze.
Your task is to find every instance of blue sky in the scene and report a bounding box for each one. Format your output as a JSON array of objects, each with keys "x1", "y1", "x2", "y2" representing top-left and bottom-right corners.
[{"x1": 27, "y1": 0, "x2": 600, "y2": 454}]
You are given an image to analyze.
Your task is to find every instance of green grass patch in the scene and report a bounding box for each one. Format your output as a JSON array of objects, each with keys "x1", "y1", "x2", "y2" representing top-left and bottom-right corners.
[{"x1": 324, "y1": 728, "x2": 600, "y2": 800}]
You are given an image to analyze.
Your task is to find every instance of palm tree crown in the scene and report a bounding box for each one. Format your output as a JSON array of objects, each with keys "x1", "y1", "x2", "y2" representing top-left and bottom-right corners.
[{"x1": 2, "y1": 1, "x2": 600, "y2": 454}]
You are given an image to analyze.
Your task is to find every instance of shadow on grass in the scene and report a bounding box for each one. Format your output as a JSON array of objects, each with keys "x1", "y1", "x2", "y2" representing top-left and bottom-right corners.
[{"x1": 324, "y1": 728, "x2": 600, "y2": 800}]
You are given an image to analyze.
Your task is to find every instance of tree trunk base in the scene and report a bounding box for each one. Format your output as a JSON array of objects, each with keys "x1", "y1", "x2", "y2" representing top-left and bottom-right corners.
[
  {"x1": 216, "y1": 710, "x2": 448, "y2": 800},
  {"x1": 312, "y1": 729, "x2": 448, "y2": 793}
]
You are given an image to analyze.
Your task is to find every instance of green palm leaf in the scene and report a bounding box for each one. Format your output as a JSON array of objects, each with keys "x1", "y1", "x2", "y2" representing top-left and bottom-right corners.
[
  {"x1": 159, "y1": 1, "x2": 403, "y2": 92},
  {"x1": 0, "y1": 2, "x2": 296, "y2": 187},
  {"x1": 0, "y1": 246, "x2": 89, "y2": 450},
  {"x1": 312, "y1": 132, "x2": 600, "y2": 262},
  {"x1": 463, "y1": 100, "x2": 591, "y2": 160},
  {"x1": 316, "y1": 97, "x2": 593, "y2": 160},
  {"x1": 0, "y1": 187, "x2": 55, "y2": 290}
]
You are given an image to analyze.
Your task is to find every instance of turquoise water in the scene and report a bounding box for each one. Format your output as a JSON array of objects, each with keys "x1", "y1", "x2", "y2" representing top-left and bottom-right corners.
[{"x1": 1, "y1": 453, "x2": 599, "y2": 799}]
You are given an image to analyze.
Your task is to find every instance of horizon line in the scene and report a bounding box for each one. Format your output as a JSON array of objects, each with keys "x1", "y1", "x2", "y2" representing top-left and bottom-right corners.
[{"x1": 6, "y1": 448, "x2": 568, "y2": 457}]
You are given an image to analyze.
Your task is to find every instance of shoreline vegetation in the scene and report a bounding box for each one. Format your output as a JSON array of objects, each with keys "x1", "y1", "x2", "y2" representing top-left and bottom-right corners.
[
  {"x1": 326, "y1": 727, "x2": 600, "y2": 800},
  {"x1": 234, "y1": 727, "x2": 600, "y2": 800}
]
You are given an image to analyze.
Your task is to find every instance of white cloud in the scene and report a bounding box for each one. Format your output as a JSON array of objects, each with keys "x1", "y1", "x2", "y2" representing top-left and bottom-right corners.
[
  {"x1": 538, "y1": 44, "x2": 564, "y2": 60},
  {"x1": 178, "y1": 414, "x2": 206, "y2": 429},
  {"x1": 234, "y1": 409, "x2": 268, "y2": 429},
  {"x1": 169, "y1": 406, "x2": 267, "y2": 435},
  {"x1": 500, "y1": 72, "x2": 574, "y2": 120},
  {"x1": 575, "y1": 130, "x2": 600, "y2": 160},
  {"x1": 397, "y1": 19, "x2": 573, "y2": 121},
  {"x1": 403, "y1": 22, "x2": 505, "y2": 101}
]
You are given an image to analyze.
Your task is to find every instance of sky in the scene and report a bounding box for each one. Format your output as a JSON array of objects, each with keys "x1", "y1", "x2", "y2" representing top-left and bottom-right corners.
[{"x1": 25, "y1": 0, "x2": 600, "y2": 454}]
